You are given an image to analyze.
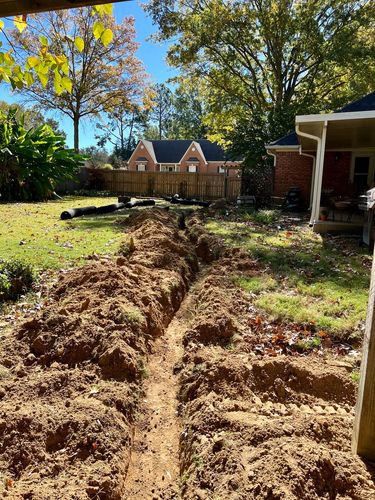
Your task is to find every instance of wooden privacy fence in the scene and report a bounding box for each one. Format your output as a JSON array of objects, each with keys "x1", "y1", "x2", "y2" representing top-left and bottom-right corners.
[{"x1": 97, "y1": 170, "x2": 241, "y2": 200}]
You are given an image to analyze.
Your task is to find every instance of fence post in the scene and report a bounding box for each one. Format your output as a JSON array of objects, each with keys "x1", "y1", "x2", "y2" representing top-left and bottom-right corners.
[
  {"x1": 352, "y1": 244, "x2": 375, "y2": 459},
  {"x1": 224, "y1": 170, "x2": 229, "y2": 199}
]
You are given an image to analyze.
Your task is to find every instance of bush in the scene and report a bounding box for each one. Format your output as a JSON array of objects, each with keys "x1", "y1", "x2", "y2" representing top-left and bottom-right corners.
[
  {"x1": 0, "y1": 109, "x2": 86, "y2": 201},
  {"x1": 242, "y1": 208, "x2": 280, "y2": 225},
  {"x1": 0, "y1": 259, "x2": 35, "y2": 302},
  {"x1": 101, "y1": 163, "x2": 113, "y2": 170}
]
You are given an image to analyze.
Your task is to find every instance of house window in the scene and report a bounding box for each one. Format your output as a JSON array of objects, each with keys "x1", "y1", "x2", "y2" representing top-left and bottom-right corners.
[
  {"x1": 352, "y1": 155, "x2": 375, "y2": 194},
  {"x1": 160, "y1": 164, "x2": 180, "y2": 172},
  {"x1": 137, "y1": 164, "x2": 146, "y2": 171},
  {"x1": 188, "y1": 164, "x2": 197, "y2": 173},
  {"x1": 218, "y1": 166, "x2": 226, "y2": 174}
]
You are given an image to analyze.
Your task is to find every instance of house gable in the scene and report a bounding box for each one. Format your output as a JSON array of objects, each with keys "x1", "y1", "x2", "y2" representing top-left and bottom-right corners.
[
  {"x1": 179, "y1": 141, "x2": 207, "y2": 172},
  {"x1": 128, "y1": 140, "x2": 157, "y2": 171}
]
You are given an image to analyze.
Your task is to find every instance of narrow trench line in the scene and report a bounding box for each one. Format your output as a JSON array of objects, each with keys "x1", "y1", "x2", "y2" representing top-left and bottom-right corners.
[{"x1": 122, "y1": 290, "x2": 195, "y2": 499}]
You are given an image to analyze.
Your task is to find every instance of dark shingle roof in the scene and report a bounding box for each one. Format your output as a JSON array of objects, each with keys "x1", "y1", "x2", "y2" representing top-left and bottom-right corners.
[
  {"x1": 269, "y1": 131, "x2": 299, "y2": 147},
  {"x1": 269, "y1": 91, "x2": 375, "y2": 147},
  {"x1": 148, "y1": 139, "x2": 231, "y2": 163},
  {"x1": 338, "y1": 91, "x2": 375, "y2": 113}
]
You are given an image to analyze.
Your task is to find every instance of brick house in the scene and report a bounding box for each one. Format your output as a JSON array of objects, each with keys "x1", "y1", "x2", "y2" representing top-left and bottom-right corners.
[
  {"x1": 266, "y1": 91, "x2": 375, "y2": 232},
  {"x1": 127, "y1": 139, "x2": 241, "y2": 176}
]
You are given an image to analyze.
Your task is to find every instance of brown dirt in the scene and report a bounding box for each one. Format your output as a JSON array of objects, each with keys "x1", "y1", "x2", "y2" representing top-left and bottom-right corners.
[
  {"x1": 177, "y1": 249, "x2": 375, "y2": 500},
  {"x1": 0, "y1": 209, "x2": 374, "y2": 499},
  {"x1": 0, "y1": 209, "x2": 196, "y2": 499}
]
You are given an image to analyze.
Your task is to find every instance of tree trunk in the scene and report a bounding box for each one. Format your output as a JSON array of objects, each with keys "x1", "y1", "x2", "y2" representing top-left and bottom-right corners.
[{"x1": 73, "y1": 115, "x2": 80, "y2": 152}]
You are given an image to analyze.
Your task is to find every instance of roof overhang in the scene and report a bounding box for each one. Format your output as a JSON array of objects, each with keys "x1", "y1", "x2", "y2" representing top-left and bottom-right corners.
[
  {"x1": 266, "y1": 144, "x2": 299, "y2": 152},
  {"x1": 0, "y1": 0, "x2": 129, "y2": 17},
  {"x1": 296, "y1": 110, "x2": 375, "y2": 151}
]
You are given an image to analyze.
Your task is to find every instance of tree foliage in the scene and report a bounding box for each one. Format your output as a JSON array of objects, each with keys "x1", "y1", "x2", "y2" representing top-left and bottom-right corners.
[
  {"x1": 0, "y1": 5, "x2": 113, "y2": 92},
  {"x1": 145, "y1": 0, "x2": 375, "y2": 163},
  {"x1": 96, "y1": 103, "x2": 149, "y2": 160},
  {"x1": 0, "y1": 109, "x2": 84, "y2": 201},
  {"x1": 9, "y1": 7, "x2": 149, "y2": 151},
  {"x1": 0, "y1": 100, "x2": 65, "y2": 137}
]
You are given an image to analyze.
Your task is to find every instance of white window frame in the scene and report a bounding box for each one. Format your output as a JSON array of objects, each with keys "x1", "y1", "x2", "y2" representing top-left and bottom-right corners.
[
  {"x1": 188, "y1": 164, "x2": 197, "y2": 173},
  {"x1": 137, "y1": 163, "x2": 146, "y2": 171},
  {"x1": 218, "y1": 165, "x2": 226, "y2": 174}
]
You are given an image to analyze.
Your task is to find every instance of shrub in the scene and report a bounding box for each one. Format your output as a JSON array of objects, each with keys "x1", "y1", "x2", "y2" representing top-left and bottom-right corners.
[
  {"x1": 0, "y1": 259, "x2": 35, "y2": 302},
  {"x1": 101, "y1": 163, "x2": 113, "y2": 170},
  {"x1": 0, "y1": 109, "x2": 85, "y2": 201}
]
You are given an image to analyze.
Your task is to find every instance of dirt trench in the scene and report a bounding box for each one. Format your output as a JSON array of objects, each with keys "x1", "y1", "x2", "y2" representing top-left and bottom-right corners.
[
  {"x1": 1, "y1": 209, "x2": 375, "y2": 499},
  {"x1": 0, "y1": 209, "x2": 198, "y2": 499}
]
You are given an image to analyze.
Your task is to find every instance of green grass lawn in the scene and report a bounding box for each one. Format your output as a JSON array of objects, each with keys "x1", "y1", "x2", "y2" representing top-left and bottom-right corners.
[
  {"x1": 0, "y1": 196, "x2": 126, "y2": 270},
  {"x1": 206, "y1": 210, "x2": 371, "y2": 339}
]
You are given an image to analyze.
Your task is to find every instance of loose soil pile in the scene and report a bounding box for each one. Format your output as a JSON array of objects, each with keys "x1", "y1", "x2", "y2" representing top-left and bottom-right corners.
[
  {"x1": 178, "y1": 219, "x2": 375, "y2": 499},
  {"x1": 0, "y1": 209, "x2": 196, "y2": 499},
  {"x1": 0, "y1": 208, "x2": 374, "y2": 499}
]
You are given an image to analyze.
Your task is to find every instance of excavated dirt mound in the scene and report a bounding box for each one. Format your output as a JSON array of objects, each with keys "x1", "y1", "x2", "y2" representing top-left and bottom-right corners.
[
  {"x1": 0, "y1": 209, "x2": 196, "y2": 499},
  {"x1": 178, "y1": 245, "x2": 375, "y2": 500}
]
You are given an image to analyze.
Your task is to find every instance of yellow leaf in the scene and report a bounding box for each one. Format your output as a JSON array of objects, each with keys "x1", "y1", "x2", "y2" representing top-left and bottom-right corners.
[
  {"x1": 100, "y1": 28, "x2": 113, "y2": 47},
  {"x1": 74, "y1": 36, "x2": 84, "y2": 53},
  {"x1": 37, "y1": 71, "x2": 48, "y2": 87},
  {"x1": 61, "y1": 76, "x2": 72, "y2": 93},
  {"x1": 93, "y1": 21, "x2": 105, "y2": 40},
  {"x1": 0, "y1": 20, "x2": 4, "y2": 30},
  {"x1": 24, "y1": 71, "x2": 34, "y2": 86},
  {"x1": 92, "y1": 4, "x2": 112, "y2": 16},
  {"x1": 54, "y1": 75, "x2": 63, "y2": 95},
  {"x1": 61, "y1": 62, "x2": 69, "y2": 76},
  {"x1": 27, "y1": 56, "x2": 39, "y2": 69},
  {"x1": 14, "y1": 15, "x2": 27, "y2": 33},
  {"x1": 39, "y1": 35, "x2": 48, "y2": 46}
]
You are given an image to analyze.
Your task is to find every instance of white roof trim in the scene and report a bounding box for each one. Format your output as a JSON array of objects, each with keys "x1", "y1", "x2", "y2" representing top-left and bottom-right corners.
[
  {"x1": 296, "y1": 110, "x2": 375, "y2": 124},
  {"x1": 266, "y1": 144, "x2": 299, "y2": 151},
  {"x1": 128, "y1": 139, "x2": 157, "y2": 164},
  {"x1": 179, "y1": 141, "x2": 207, "y2": 165}
]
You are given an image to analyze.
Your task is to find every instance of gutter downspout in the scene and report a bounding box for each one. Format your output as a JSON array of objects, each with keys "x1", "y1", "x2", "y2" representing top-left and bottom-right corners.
[
  {"x1": 299, "y1": 147, "x2": 316, "y2": 210},
  {"x1": 295, "y1": 124, "x2": 325, "y2": 226},
  {"x1": 266, "y1": 149, "x2": 277, "y2": 203}
]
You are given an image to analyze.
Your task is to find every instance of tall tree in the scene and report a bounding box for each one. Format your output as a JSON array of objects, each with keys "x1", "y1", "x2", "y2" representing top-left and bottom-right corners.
[
  {"x1": 149, "y1": 83, "x2": 173, "y2": 139},
  {"x1": 96, "y1": 102, "x2": 149, "y2": 160},
  {"x1": 169, "y1": 84, "x2": 207, "y2": 139},
  {"x1": 10, "y1": 8, "x2": 148, "y2": 151},
  {"x1": 146, "y1": 0, "x2": 375, "y2": 163}
]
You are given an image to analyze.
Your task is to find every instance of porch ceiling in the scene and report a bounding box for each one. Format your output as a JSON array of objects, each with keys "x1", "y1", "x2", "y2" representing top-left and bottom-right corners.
[
  {"x1": 296, "y1": 113, "x2": 375, "y2": 151},
  {"x1": 0, "y1": 0, "x2": 128, "y2": 17}
]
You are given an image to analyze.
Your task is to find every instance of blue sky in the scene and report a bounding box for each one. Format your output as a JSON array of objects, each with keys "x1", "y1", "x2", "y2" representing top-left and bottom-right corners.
[{"x1": 0, "y1": 1, "x2": 176, "y2": 149}]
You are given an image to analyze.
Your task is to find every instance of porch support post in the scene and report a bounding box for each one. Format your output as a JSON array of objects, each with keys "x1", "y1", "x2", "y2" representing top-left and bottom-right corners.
[
  {"x1": 311, "y1": 121, "x2": 327, "y2": 223},
  {"x1": 352, "y1": 244, "x2": 375, "y2": 459}
]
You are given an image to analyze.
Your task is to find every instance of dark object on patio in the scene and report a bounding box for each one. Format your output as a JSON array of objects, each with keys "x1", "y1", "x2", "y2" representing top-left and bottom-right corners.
[
  {"x1": 125, "y1": 199, "x2": 156, "y2": 208},
  {"x1": 118, "y1": 196, "x2": 131, "y2": 204},
  {"x1": 96, "y1": 202, "x2": 126, "y2": 214},
  {"x1": 237, "y1": 195, "x2": 256, "y2": 207},
  {"x1": 60, "y1": 206, "x2": 97, "y2": 220},
  {"x1": 283, "y1": 187, "x2": 302, "y2": 211},
  {"x1": 166, "y1": 194, "x2": 210, "y2": 207}
]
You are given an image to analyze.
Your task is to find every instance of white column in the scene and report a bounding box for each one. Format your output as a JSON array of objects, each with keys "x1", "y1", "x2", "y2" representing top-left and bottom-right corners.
[{"x1": 311, "y1": 121, "x2": 328, "y2": 223}]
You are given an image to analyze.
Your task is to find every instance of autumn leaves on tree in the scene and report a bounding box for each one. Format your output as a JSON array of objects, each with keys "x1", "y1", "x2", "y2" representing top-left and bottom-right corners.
[{"x1": 8, "y1": 8, "x2": 151, "y2": 151}]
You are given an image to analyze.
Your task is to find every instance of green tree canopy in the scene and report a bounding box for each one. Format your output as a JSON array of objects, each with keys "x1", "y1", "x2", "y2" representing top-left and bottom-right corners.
[{"x1": 145, "y1": 0, "x2": 375, "y2": 164}]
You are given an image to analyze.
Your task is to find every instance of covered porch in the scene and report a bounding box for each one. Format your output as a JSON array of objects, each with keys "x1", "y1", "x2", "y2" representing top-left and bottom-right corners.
[{"x1": 296, "y1": 110, "x2": 375, "y2": 234}]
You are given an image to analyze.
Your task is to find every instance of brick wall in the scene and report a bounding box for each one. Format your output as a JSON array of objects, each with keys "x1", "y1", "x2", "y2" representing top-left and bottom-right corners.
[
  {"x1": 321, "y1": 152, "x2": 353, "y2": 197},
  {"x1": 128, "y1": 144, "x2": 156, "y2": 171},
  {"x1": 273, "y1": 152, "x2": 313, "y2": 206},
  {"x1": 274, "y1": 151, "x2": 353, "y2": 206}
]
